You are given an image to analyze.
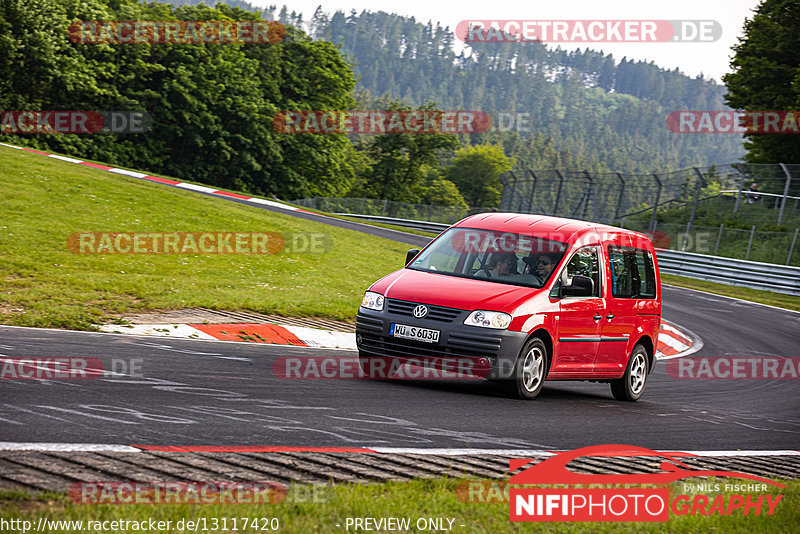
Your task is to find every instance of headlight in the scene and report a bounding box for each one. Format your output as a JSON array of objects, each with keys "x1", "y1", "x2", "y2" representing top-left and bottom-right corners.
[
  {"x1": 464, "y1": 310, "x2": 512, "y2": 329},
  {"x1": 361, "y1": 291, "x2": 385, "y2": 311}
]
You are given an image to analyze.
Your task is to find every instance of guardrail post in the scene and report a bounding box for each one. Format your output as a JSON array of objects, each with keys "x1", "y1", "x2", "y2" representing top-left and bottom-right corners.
[
  {"x1": 778, "y1": 163, "x2": 793, "y2": 225},
  {"x1": 649, "y1": 174, "x2": 662, "y2": 233},
  {"x1": 553, "y1": 170, "x2": 565, "y2": 216},
  {"x1": 788, "y1": 227, "x2": 799, "y2": 265},
  {"x1": 683, "y1": 168, "x2": 706, "y2": 251},
  {"x1": 614, "y1": 172, "x2": 626, "y2": 220},
  {"x1": 714, "y1": 223, "x2": 724, "y2": 255},
  {"x1": 745, "y1": 225, "x2": 756, "y2": 260},
  {"x1": 526, "y1": 170, "x2": 538, "y2": 214}
]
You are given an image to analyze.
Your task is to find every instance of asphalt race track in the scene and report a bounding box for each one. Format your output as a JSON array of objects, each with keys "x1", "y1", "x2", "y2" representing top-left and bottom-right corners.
[
  {"x1": 0, "y1": 182, "x2": 798, "y2": 452},
  {"x1": 0, "y1": 284, "x2": 798, "y2": 451}
]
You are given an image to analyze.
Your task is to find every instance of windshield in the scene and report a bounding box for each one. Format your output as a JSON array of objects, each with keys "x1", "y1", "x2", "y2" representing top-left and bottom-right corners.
[{"x1": 407, "y1": 227, "x2": 568, "y2": 288}]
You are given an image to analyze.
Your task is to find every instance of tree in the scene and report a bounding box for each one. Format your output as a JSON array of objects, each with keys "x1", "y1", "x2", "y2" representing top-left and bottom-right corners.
[
  {"x1": 359, "y1": 103, "x2": 460, "y2": 202},
  {"x1": 445, "y1": 144, "x2": 513, "y2": 207},
  {"x1": 723, "y1": 0, "x2": 800, "y2": 163}
]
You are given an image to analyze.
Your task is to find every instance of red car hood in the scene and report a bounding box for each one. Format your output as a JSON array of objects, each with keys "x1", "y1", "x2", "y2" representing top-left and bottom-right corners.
[{"x1": 369, "y1": 268, "x2": 540, "y2": 312}]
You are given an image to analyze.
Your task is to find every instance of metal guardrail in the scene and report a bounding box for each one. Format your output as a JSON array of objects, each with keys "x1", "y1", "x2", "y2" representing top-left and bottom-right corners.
[
  {"x1": 336, "y1": 213, "x2": 450, "y2": 233},
  {"x1": 341, "y1": 213, "x2": 800, "y2": 296},
  {"x1": 655, "y1": 249, "x2": 800, "y2": 296}
]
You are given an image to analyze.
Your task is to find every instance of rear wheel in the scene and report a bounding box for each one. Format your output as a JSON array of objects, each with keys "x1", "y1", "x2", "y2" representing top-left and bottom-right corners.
[
  {"x1": 504, "y1": 338, "x2": 547, "y2": 399},
  {"x1": 610, "y1": 344, "x2": 648, "y2": 401}
]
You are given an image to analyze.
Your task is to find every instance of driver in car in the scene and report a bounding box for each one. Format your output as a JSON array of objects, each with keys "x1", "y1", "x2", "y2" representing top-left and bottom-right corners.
[{"x1": 476, "y1": 252, "x2": 518, "y2": 279}]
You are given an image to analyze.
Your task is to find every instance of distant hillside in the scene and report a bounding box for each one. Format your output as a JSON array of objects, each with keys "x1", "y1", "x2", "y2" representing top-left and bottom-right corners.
[{"x1": 161, "y1": 0, "x2": 745, "y2": 172}]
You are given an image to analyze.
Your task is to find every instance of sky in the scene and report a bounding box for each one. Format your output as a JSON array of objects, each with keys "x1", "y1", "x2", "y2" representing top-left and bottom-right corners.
[{"x1": 249, "y1": 0, "x2": 763, "y2": 82}]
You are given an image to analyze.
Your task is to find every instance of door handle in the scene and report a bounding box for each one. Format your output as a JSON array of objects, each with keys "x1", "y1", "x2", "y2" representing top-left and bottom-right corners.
[
  {"x1": 606, "y1": 314, "x2": 615, "y2": 319},
  {"x1": 593, "y1": 315, "x2": 602, "y2": 320}
]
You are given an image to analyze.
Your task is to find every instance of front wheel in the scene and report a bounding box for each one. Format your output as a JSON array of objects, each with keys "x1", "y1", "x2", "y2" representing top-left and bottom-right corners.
[
  {"x1": 504, "y1": 338, "x2": 548, "y2": 399},
  {"x1": 610, "y1": 344, "x2": 648, "y2": 401}
]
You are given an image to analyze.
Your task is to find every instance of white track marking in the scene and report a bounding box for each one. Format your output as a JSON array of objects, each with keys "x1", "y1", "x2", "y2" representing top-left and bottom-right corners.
[
  {"x1": 0, "y1": 442, "x2": 140, "y2": 452},
  {"x1": 174, "y1": 182, "x2": 217, "y2": 193},
  {"x1": 47, "y1": 154, "x2": 84, "y2": 163},
  {"x1": 108, "y1": 168, "x2": 149, "y2": 179}
]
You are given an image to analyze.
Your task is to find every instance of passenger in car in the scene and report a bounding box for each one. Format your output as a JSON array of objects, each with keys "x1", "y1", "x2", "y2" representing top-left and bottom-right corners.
[
  {"x1": 534, "y1": 254, "x2": 555, "y2": 279},
  {"x1": 476, "y1": 252, "x2": 518, "y2": 279}
]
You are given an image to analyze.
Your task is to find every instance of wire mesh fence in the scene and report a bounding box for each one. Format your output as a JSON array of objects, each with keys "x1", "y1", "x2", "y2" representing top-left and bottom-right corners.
[
  {"x1": 290, "y1": 163, "x2": 800, "y2": 265},
  {"x1": 290, "y1": 197, "x2": 495, "y2": 225},
  {"x1": 499, "y1": 163, "x2": 800, "y2": 265},
  {"x1": 500, "y1": 164, "x2": 800, "y2": 229}
]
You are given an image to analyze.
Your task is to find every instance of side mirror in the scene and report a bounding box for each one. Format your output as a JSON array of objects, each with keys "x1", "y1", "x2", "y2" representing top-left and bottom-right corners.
[
  {"x1": 406, "y1": 249, "x2": 421, "y2": 266},
  {"x1": 562, "y1": 275, "x2": 593, "y2": 297}
]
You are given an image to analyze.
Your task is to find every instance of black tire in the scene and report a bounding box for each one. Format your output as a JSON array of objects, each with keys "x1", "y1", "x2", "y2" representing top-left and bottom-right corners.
[
  {"x1": 610, "y1": 344, "x2": 649, "y2": 401},
  {"x1": 358, "y1": 352, "x2": 395, "y2": 380},
  {"x1": 503, "y1": 338, "x2": 548, "y2": 399}
]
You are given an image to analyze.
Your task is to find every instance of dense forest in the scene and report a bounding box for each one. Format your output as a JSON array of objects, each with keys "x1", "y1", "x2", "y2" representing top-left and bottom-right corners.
[
  {"x1": 1, "y1": 0, "x2": 750, "y2": 207},
  {"x1": 164, "y1": 1, "x2": 745, "y2": 173}
]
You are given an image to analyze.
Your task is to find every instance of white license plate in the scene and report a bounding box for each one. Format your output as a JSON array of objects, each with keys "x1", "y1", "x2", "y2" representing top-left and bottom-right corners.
[{"x1": 390, "y1": 323, "x2": 440, "y2": 343}]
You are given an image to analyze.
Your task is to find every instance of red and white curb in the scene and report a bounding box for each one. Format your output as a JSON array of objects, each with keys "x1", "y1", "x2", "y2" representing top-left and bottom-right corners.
[
  {"x1": 0, "y1": 442, "x2": 797, "y2": 456},
  {"x1": 99, "y1": 320, "x2": 698, "y2": 359},
  {"x1": 98, "y1": 322, "x2": 357, "y2": 350},
  {"x1": 0, "y1": 142, "x2": 314, "y2": 214}
]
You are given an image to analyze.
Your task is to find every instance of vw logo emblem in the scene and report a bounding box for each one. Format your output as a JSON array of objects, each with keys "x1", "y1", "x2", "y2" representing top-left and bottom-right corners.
[{"x1": 413, "y1": 305, "x2": 429, "y2": 318}]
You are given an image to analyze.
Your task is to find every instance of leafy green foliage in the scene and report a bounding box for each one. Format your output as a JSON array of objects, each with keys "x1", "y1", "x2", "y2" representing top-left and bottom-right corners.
[
  {"x1": 445, "y1": 144, "x2": 512, "y2": 207},
  {"x1": 0, "y1": 0, "x2": 359, "y2": 198},
  {"x1": 723, "y1": 0, "x2": 800, "y2": 163}
]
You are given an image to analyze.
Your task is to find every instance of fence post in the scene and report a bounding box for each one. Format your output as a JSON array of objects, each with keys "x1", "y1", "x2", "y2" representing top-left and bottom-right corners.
[
  {"x1": 381, "y1": 199, "x2": 388, "y2": 216},
  {"x1": 453, "y1": 204, "x2": 460, "y2": 223},
  {"x1": 507, "y1": 171, "x2": 518, "y2": 211},
  {"x1": 649, "y1": 173, "x2": 662, "y2": 233},
  {"x1": 553, "y1": 170, "x2": 565, "y2": 217},
  {"x1": 428, "y1": 203, "x2": 434, "y2": 220},
  {"x1": 787, "y1": 227, "x2": 799, "y2": 265},
  {"x1": 733, "y1": 164, "x2": 746, "y2": 216},
  {"x1": 745, "y1": 225, "x2": 756, "y2": 260},
  {"x1": 778, "y1": 163, "x2": 793, "y2": 226},
  {"x1": 683, "y1": 167, "x2": 706, "y2": 251},
  {"x1": 526, "y1": 170, "x2": 538, "y2": 214},
  {"x1": 582, "y1": 170, "x2": 594, "y2": 220},
  {"x1": 714, "y1": 223, "x2": 724, "y2": 255},
  {"x1": 614, "y1": 172, "x2": 626, "y2": 221}
]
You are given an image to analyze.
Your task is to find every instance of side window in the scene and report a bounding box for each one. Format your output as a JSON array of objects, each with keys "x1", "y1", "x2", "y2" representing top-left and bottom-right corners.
[
  {"x1": 609, "y1": 246, "x2": 656, "y2": 299},
  {"x1": 552, "y1": 246, "x2": 601, "y2": 298},
  {"x1": 636, "y1": 250, "x2": 657, "y2": 298}
]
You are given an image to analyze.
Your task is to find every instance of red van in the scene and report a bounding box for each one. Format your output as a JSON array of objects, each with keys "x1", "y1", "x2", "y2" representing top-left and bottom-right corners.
[{"x1": 356, "y1": 213, "x2": 661, "y2": 401}]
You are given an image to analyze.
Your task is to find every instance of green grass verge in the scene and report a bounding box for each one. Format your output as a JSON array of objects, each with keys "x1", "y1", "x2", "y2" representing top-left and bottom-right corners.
[
  {"x1": 1, "y1": 478, "x2": 796, "y2": 533},
  {"x1": 661, "y1": 274, "x2": 800, "y2": 312},
  {"x1": 0, "y1": 146, "x2": 409, "y2": 329}
]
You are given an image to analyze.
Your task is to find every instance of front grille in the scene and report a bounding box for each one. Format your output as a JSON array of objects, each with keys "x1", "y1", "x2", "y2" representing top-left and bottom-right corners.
[
  {"x1": 386, "y1": 299, "x2": 463, "y2": 323},
  {"x1": 358, "y1": 332, "x2": 498, "y2": 362}
]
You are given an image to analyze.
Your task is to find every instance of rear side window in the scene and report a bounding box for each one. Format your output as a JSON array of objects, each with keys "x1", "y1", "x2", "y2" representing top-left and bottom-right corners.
[{"x1": 608, "y1": 246, "x2": 656, "y2": 299}]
